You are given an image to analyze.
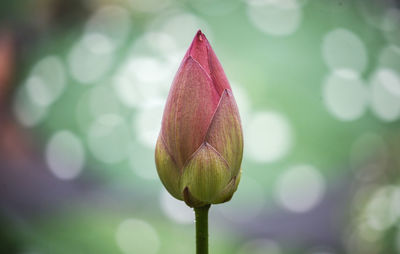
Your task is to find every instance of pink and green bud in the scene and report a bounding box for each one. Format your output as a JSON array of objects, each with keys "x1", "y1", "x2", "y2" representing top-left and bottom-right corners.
[{"x1": 155, "y1": 30, "x2": 243, "y2": 208}]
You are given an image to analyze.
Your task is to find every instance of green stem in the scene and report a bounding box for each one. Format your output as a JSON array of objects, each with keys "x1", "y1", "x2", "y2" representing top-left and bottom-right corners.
[{"x1": 194, "y1": 205, "x2": 210, "y2": 254}]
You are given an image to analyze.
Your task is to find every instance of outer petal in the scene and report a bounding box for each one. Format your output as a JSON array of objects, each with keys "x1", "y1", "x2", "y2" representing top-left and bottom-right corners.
[
  {"x1": 155, "y1": 135, "x2": 182, "y2": 200},
  {"x1": 205, "y1": 89, "x2": 243, "y2": 177},
  {"x1": 161, "y1": 57, "x2": 220, "y2": 168},
  {"x1": 212, "y1": 169, "x2": 241, "y2": 204},
  {"x1": 181, "y1": 143, "x2": 231, "y2": 203},
  {"x1": 208, "y1": 44, "x2": 232, "y2": 95}
]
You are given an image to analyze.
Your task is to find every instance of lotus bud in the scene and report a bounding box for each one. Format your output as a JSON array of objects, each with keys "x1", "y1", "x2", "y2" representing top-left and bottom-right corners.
[{"x1": 155, "y1": 30, "x2": 243, "y2": 208}]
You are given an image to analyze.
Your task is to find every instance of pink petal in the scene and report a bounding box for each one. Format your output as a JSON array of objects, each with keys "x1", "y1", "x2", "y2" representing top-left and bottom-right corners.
[
  {"x1": 184, "y1": 30, "x2": 211, "y2": 75},
  {"x1": 208, "y1": 46, "x2": 232, "y2": 95},
  {"x1": 161, "y1": 57, "x2": 220, "y2": 168},
  {"x1": 184, "y1": 30, "x2": 232, "y2": 96}
]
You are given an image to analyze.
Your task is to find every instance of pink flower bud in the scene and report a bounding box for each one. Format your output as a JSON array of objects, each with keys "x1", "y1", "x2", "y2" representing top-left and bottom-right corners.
[{"x1": 155, "y1": 30, "x2": 243, "y2": 207}]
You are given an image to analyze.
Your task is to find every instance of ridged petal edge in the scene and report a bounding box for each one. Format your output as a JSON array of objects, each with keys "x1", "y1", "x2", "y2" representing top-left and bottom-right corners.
[
  {"x1": 205, "y1": 89, "x2": 243, "y2": 177},
  {"x1": 161, "y1": 57, "x2": 219, "y2": 168}
]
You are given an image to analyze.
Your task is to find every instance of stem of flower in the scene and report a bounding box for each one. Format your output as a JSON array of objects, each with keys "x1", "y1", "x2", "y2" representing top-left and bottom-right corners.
[{"x1": 194, "y1": 204, "x2": 210, "y2": 254}]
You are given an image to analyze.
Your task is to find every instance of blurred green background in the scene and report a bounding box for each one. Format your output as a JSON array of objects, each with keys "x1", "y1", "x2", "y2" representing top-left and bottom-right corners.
[{"x1": 1, "y1": 0, "x2": 400, "y2": 253}]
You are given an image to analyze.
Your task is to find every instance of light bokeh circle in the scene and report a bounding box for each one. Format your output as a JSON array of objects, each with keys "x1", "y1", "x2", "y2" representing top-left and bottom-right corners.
[
  {"x1": 247, "y1": 0, "x2": 302, "y2": 36},
  {"x1": 364, "y1": 185, "x2": 400, "y2": 231},
  {"x1": 322, "y1": 69, "x2": 368, "y2": 121},
  {"x1": 45, "y1": 130, "x2": 85, "y2": 180},
  {"x1": 26, "y1": 55, "x2": 66, "y2": 107},
  {"x1": 322, "y1": 28, "x2": 367, "y2": 73},
  {"x1": 245, "y1": 111, "x2": 292, "y2": 163},
  {"x1": 116, "y1": 218, "x2": 160, "y2": 254},
  {"x1": 369, "y1": 68, "x2": 400, "y2": 121},
  {"x1": 87, "y1": 114, "x2": 131, "y2": 164},
  {"x1": 275, "y1": 164, "x2": 325, "y2": 213}
]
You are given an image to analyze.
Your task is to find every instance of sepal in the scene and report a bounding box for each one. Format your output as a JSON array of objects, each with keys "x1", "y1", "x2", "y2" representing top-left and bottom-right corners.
[{"x1": 181, "y1": 143, "x2": 231, "y2": 203}]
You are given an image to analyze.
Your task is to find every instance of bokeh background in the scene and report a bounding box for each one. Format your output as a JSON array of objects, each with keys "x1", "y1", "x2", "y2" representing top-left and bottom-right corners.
[{"x1": 1, "y1": 0, "x2": 400, "y2": 253}]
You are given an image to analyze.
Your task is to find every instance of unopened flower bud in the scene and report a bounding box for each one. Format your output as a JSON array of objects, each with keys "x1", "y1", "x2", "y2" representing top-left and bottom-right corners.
[{"x1": 155, "y1": 30, "x2": 243, "y2": 207}]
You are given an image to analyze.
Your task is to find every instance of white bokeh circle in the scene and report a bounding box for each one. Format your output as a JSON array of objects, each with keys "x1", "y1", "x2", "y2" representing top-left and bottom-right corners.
[
  {"x1": 85, "y1": 5, "x2": 131, "y2": 50},
  {"x1": 275, "y1": 164, "x2": 325, "y2": 213},
  {"x1": 364, "y1": 185, "x2": 400, "y2": 231},
  {"x1": 322, "y1": 28, "x2": 367, "y2": 73},
  {"x1": 247, "y1": 0, "x2": 302, "y2": 36},
  {"x1": 87, "y1": 114, "x2": 131, "y2": 164},
  {"x1": 369, "y1": 68, "x2": 400, "y2": 121},
  {"x1": 245, "y1": 111, "x2": 292, "y2": 163},
  {"x1": 133, "y1": 100, "x2": 164, "y2": 149},
  {"x1": 46, "y1": 130, "x2": 85, "y2": 180},
  {"x1": 322, "y1": 69, "x2": 368, "y2": 121},
  {"x1": 113, "y1": 57, "x2": 170, "y2": 108},
  {"x1": 26, "y1": 55, "x2": 66, "y2": 107},
  {"x1": 13, "y1": 84, "x2": 47, "y2": 127},
  {"x1": 68, "y1": 34, "x2": 114, "y2": 84}
]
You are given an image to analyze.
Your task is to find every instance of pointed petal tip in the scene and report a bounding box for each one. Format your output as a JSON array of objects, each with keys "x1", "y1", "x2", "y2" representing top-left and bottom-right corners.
[
  {"x1": 195, "y1": 29, "x2": 206, "y2": 41},
  {"x1": 189, "y1": 30, "x2": 209, "y2": 49},
  {"x1": 185, "y1": 30, "x2": 211, "y2": 73}
]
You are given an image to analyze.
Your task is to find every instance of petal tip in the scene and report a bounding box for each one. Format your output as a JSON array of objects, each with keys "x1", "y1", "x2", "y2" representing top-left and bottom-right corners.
[
  {"x1": 189, "y1": 30, "x2": 209, "y2": 50},
  {"x1": 196, "y1": 29, "x2": 204, "y2": 41},
  {"x1": 186, "y1": 30, "x2": 211, "y2": 73}
]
